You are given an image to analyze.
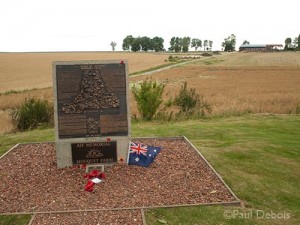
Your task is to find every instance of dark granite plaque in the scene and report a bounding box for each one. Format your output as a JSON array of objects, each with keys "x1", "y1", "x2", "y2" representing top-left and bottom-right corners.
[
  {"x1": 71, "y1": 141, "x2": 117, "y2": 164},
  {"x1": 56, "y1": 63, "x2": 128, "y2": 139}
]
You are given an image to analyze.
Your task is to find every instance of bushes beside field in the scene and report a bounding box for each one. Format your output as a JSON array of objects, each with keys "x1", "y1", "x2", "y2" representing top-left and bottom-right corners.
[
  {"x1": 11, "y1": 98, "x2": 53, "y2": 131},
  {"x1": 131, "y1": 80, "x2": 212, "y2": 121}
]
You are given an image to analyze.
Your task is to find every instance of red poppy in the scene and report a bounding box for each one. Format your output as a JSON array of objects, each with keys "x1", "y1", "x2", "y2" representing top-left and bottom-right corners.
[
  {"x1": 85, "y1": 180, "x2": 95, "y2": 192},
  {"x1": 84, "y1": 169, "x2": 101, "y2": 179},
  {"x1": 90, "y1": 170, "x2": 100, "y2": 178},
  {"x1": 99, "y1": 172, "x2": 106, "y2": 180}
]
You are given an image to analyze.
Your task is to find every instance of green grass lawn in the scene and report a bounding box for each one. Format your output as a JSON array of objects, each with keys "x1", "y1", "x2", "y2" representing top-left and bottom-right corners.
[{"x1": 0, "y1": 114, "x2": 299, "y2": 225}]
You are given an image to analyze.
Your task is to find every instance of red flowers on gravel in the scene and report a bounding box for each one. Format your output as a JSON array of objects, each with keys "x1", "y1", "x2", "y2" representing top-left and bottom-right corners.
[{"x1": 84, "y1": 169, "x2": 106, "y2": 192}]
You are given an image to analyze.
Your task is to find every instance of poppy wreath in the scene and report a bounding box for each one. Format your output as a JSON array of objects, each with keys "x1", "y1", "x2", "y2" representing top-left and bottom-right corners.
[{"x1": 84, "y1": 169, "x2": 106, "y2": 192}]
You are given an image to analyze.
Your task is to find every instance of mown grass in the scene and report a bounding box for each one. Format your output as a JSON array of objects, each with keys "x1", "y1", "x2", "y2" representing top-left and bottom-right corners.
[
  {"x1": 0, "y1": 114, "x2": 299, "y2": 224},
  {"x1": 0, "y1": 128, "x2": 54, "y2": 156},
  {"x1": 142, "y1": 114, "x2": 300, "y2": 225},
  {"x1": 0, "y1": 215, "x2": 31, "y2": 225}
]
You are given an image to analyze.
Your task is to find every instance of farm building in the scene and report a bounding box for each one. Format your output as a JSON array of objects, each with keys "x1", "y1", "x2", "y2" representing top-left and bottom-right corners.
[{"x1": 239, "y1": 44, "x2": 283, "y2": 52}]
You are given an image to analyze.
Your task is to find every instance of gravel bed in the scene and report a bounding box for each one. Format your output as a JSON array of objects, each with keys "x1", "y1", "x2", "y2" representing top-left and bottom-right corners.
[
  {"x1": 0, "y1": 138, "x2": 237, "y2": 223},
  {"x1": 31, "y1": 209, "x2": 143, "y2": 225}
]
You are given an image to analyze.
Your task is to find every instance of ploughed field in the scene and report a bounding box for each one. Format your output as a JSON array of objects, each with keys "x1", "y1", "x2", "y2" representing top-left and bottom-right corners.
[{"x1": 0, "y1": 51, "x2": 300, "y2": 134}]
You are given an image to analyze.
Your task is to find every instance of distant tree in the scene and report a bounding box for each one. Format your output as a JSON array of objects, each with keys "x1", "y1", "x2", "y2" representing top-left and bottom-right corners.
[
  {"x1": 293, "y1": 37, "x2": 298, "y2": 46},
  {"x1": 152, "y1": 36, "x2": 164, "y2": 52},
  {"x1": 110, "y1": 41, "x2": 117, "y2": 52},
  {"x1": 285, "y1": 37, "x2": 292, "y2": 45},
  {"x1": 203, "y1": 40, "x2": 208, "y2": 51},
  {"x1": 169, "y1": 37, "x2": 176, "y2": 51},
  {"x1": 182, "y1": 37, "x2": 191, "y2": 52},
  {"x1": 242, "y1": 40, "x2": 250, "y2": 45},
  {"x1": 298, "y1": 34, "x2": 300, "y2": 51},
  {"x1": 122, "y1": 35, "x2": 134, "y2": 51},
  {"x1": 284, "y1": 37, "x2": 292, "y2": 50},
  {"x1": 140, "y1": 36, "x2": 152, "y2": 52},
  {"x1": 292, "y1": 36, "x2": 299, "y2": 50},
  {"x1": 131, "y1": 37, "x2": 141, "y2": 52},
  {"x1": 191, "y1": 38, "x2": 202, "y2": 51},
  {"x1": 222, "y1": 34, "x2": 236, "y2": 51},
  {"x1": 174, "y1": 37, "x2": 182, "y2": 53},
  {"x1": 209, "y1": 40, "x2": 213, "y2": 51}
]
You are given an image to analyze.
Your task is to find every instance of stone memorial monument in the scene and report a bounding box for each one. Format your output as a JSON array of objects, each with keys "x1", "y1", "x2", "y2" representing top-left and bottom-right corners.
[{"x1": 53, "y1": 60, "x2": 130, "y2": 168}]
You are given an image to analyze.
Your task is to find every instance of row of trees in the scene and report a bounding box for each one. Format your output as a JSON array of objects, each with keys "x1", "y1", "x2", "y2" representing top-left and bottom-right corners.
[
  {"x1": 121, "y1": 35, "x2": 213, "y2": 52},
  {"x1": 169, "y1": 37, "x2": 190, "y2": 52},
  {"x1": 196, "y1": 39, "x2": 213, "y2": 51},
  {"x1": 118, "y1": 33, "x2": 300, "y2": 52},
  {"x1": 122, "y1": 35, "x2": 164, "y2": 52},
  {"x1": 169, "y1": 37, "x2": 213, "y2": 52}
]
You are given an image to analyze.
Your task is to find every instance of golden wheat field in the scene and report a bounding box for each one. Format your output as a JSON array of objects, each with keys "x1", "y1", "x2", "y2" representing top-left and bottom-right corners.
[
  {"x1": 1, "y1": 51, "x2": 300, "y2": 134},
  {"x1": 0, "y1": 52, "x2": 169, "y2": 92},
  {"x1": 130, "y1": 52, "x2": 300, "y2": 116}
]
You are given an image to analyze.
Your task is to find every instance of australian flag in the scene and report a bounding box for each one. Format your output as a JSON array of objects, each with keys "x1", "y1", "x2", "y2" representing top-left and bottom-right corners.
[{"x1": 128, "y1": 142, "x2": 161, "y2": 167}]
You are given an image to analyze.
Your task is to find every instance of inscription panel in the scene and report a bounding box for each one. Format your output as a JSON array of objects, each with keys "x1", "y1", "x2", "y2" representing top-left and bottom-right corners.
[
  {"x1": 71, "y1": 141, "x2": 117, "y2": 164},
  {"x1": 56, "y1": 63, "x2": 128, "y2": 139}
]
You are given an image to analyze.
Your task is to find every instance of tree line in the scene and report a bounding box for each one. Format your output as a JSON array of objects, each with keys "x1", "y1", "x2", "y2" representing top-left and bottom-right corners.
[
  {"x1": 169, "y1": 37, "x2": 213, "y2": 52},
  {"x1": 116, "y1": 33, "x2": 299, "y2": 52},
  {"x1": 121, "y1": 35, "x2": 213, "y2": 52},
  {"x1": 122, "y1": 35, "x2": 165, "y2": 52}
]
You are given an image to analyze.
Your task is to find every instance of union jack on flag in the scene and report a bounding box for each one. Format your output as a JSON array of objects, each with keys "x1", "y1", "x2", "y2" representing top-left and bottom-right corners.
[
  {"x1": 130, "y1": 142, "x2": 148, "y2": 156},
  {"x1": 128, "y1": 141, "x2": 161, "y2": 167}
]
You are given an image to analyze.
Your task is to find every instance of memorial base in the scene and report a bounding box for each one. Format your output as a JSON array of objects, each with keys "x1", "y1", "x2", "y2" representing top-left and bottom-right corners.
[{"x1": 55, "y1": 136, "x2": 129, "y2": 168}]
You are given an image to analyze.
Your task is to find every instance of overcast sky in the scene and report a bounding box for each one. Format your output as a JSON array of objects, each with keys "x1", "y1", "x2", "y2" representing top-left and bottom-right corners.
[{"x1": 1, "y1": 0, "x2": 299, "y2": 52}]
